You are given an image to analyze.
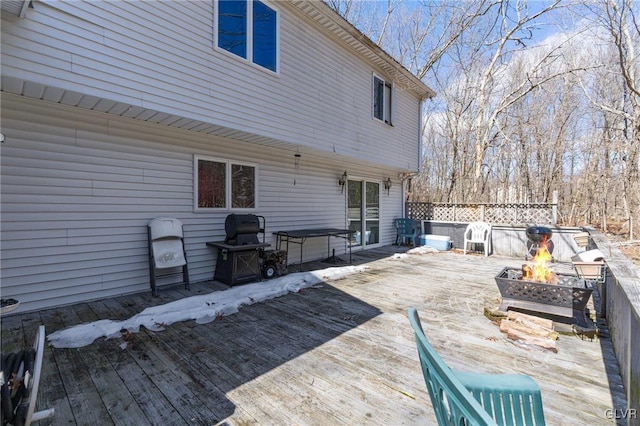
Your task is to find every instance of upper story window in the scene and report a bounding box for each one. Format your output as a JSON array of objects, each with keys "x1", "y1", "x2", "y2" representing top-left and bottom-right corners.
[
  {"x1": 216, "y1": 0, "x2": 278, "y2": 73},
  {"x1": 195, "y1": 155, "x2": 257, "y2": 210},
  {"x1": 373, "y1": 75, "x2": 393, "y2": 125}
]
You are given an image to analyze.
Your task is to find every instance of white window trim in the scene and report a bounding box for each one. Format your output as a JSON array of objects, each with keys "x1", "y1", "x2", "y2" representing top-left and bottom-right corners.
[
  {"x1": 194, "y1": 154, "x2": 259, "y2": 212},
  {"x1": 372, "y1": 73, "x2": 393, "y2": 126},
  {"x1": 213, "y1": 0, "x2": 280, "y2": 75}
]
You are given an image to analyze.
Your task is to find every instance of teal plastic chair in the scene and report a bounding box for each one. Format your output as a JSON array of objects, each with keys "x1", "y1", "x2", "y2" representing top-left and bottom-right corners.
[
  {"x1": 408, "y1": 308, "x2": 546, "y2": 426},
  {"x1": 395, "y1": 218, "x2": 420, "y2": 247}
]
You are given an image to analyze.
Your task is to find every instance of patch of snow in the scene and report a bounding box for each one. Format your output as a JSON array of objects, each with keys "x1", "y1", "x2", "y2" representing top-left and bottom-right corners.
[
  {"x1": 390, "y1": 253, "x2": 409, "y2": 260},
  {"x1": 47, "y1": 265, "x2": 368, "y2": 349},
  {"x1": 407, "y1": 246, "x2": 440, "y2": 255}
]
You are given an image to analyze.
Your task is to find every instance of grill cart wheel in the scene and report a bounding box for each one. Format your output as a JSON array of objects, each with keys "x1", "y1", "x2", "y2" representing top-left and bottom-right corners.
[{"x1": 262, "y1": 262, "x2": 277, "y2": 279}]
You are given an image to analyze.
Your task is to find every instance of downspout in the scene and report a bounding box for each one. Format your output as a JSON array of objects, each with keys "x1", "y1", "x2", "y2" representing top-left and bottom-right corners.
[
  {"x1": 406, "y1": 97, "x2": 425, "y2": 217},
  {"x1": 19, "y1": 0, "x2": 30, "y2": 17},
  {"x1": 402, "y1": 179, "x2": 406, "y2": 217},
  {"x1": 418, "y1": 98, "x2": 424, "y2": 174}
]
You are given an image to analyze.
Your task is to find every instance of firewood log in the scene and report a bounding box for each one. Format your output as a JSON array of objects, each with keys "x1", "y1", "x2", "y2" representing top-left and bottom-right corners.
[
  {"x1": 507, "y1": 312, "x2": 554, "y2": 330},
  {"x1": 506, "y1": 327, "x2": 559, "y2": 353},
  {"x1": 500, "y1": 319, "x2": 558, "y2": 340}
]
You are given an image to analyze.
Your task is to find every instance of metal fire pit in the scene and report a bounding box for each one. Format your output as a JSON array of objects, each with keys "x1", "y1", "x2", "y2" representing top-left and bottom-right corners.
[{"x1": 495, "y1": 267, "x2": 592, "y2": 326}]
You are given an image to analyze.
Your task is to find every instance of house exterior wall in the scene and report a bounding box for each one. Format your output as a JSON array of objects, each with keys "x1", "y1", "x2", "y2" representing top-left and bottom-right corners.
[
  {"x1": 0, "y1": 94, "x2": 405, "y2": 312},
  {"x1": 1, "y1": 0, "x2": 423, "y2": 170},
  {"x1": 1, "y1": 0, "x2": 430, "y2": 312}
]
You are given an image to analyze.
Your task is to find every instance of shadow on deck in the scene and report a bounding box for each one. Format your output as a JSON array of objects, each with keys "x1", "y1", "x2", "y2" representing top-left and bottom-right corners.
[{"x1": 1, "y1": 245, "x2": 629, "y2": 425}]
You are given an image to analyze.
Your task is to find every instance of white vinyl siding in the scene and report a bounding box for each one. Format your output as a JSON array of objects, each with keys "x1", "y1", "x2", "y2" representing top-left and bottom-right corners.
[
  {"x1": 0, "y1": 95, "x2": 404, "y2": 312},
  {"x1": 1, "y1": 0, "x2": 422, "y2": 170},
  {"x1": 1, "y1": 0, "x2": 425, "y2": 313}
]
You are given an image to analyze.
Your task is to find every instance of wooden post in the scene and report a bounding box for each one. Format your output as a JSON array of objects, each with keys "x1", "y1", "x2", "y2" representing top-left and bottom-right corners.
[{"x1": 552, "y1": 190, "x2": 558, "y2": 225}]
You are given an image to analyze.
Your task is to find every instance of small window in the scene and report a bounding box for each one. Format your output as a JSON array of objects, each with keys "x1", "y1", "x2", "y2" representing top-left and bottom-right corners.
[
  {"x1": 231, "y1": 163, "x2": 256, "y2": 208},
  {"x1": 216, "y1": 0, "x2": 278, "y2": 72},
  {"x1": 373, "y1": 75, "x2": 392, "y2": 125},
  {"x1": 195, "y1": 156, "x2": 257, "y2": 210}
]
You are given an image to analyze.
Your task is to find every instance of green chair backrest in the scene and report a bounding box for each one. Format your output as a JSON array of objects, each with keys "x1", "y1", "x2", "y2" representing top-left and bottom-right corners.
[
  {"x1": 408, "y1": 307, "x2": 497, "y2": 426},
  {"x1": 395, "y1": 218, "x2": 419, "y2": 234},
  {"x1": 408, "y1": 308, "x2": 546, "y2": 426}
]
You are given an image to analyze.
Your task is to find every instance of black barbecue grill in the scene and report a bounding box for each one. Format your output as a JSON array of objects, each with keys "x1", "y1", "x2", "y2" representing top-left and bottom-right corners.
[
  {"x1": 525, "y1": 225, "x2": 553, "y2": 260},
  {"x1": 206, "y1": 214, "x2": 270, "y2": 286},
  {"x1": 225, "y1": 214, "x2": 263, "y2": 245},
  {"x1": 526, "y1": 226, "x2": 553, "y2": 243}
]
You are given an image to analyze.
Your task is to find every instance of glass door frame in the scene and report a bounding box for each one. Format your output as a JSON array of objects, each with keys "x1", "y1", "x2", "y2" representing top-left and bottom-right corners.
[{"x1": 347, "y1": 177, "x2": 381, "y2": 249}]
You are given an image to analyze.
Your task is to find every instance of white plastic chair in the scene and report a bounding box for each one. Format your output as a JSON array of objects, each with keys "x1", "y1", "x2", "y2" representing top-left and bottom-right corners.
[
  {"x1": 463, "y1": 222, "x2": 492, "y2": 257},
  {"x1": 148, "y1": 217, "x2": 190, "y2": 296}
]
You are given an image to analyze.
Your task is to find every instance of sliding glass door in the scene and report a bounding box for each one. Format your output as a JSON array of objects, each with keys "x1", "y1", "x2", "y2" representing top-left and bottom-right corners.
[{"x1": 348, "y1": 179, "x2": 380, "y2": 247}]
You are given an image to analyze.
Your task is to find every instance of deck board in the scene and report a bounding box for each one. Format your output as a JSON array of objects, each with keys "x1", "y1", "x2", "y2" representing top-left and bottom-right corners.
[
  {"x1": 104, "y1": 293, "x2": 251, "y2": 425},
  {"x1": 1, "y1": 246, "x2": 628, "y2": 425},
  {"x1": 90, "y1": 297, "x2": 228, "y2": 424},
  {"x1": 37, "y1": 306, "x2": 115, "y2": 425}
]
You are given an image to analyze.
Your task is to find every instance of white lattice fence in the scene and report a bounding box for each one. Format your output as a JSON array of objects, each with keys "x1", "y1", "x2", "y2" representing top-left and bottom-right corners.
[
  {"x1": 407, "y1": 203, "x2": 555, "y2": 225},
  {"x1": 486, "y1": 205, "x2": 553, "y2": 224}
]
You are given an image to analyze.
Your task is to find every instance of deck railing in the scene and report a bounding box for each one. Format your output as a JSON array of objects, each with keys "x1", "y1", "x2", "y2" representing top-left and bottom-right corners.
[
  {"x1": 406, "y1": 201, "x2": 557, "y2": 226},
  {"x1": 590, "y1": 228, "x2": 640, "y2": 420}
]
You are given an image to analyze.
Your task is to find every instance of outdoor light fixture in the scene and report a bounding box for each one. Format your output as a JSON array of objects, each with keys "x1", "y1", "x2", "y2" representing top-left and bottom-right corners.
[
  {"x1": 384, "y1": 177, "x2": 392, "y2": 195},
  {"x1": 294, "y1": 152, "x2": 301, "y2": 172},
  {"x1": 338, "y1": 171, "x2": 348, "y2": 193},
  {"x1": 293, "y1": 152, "x2": 302, "y2": 186}
]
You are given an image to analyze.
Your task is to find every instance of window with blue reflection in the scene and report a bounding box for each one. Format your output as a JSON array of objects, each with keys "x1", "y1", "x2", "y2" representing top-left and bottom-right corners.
[
  {"x1": 252, "y1": 1, "x2": 276, "y2": 72},
  {"x1": 373, "y1": 76, "x2": 384, "y2": 120},
  {"x1": 218, "y1": 0, "x2": 247, "y2": 59},
  {"x1": 373, "y1": 75, "x2": 392, "y2": 124},
  {"x1": 216, "y1": 0, "x2": 277, "y2": 72}
]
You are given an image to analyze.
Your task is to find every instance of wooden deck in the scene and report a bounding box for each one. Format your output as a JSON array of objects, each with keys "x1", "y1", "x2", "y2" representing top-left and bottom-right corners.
[{"x1": 1, "y1": 246, "x2": 628, "y2": 425}]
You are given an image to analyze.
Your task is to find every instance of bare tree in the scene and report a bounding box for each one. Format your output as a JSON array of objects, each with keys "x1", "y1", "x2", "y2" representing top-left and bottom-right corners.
[
  {"x1": 327, "y1": 0, "x2": 637, "y2": 234},
  {"x1": 577, "y1": 0, "x2": 640, "y2": 238},
  {"x1": 466, "y1": 1, "x2": 566, "y2": 198}
]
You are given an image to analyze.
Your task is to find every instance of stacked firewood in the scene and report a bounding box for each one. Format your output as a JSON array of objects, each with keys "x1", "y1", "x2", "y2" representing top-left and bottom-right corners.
[
  {"x1": 499, "y1": 311, "x2": 559, "y2": 352},
  {"x1": 485, "y1": 308, "x2": 559, "y2": 352}
]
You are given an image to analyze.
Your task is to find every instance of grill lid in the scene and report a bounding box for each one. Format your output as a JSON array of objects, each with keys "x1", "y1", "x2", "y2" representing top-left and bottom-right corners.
[
  {"x1": 526, "y1": 226, "x2": 553, "y2": 243},
  {"x1": 224, "y1": 214, "x2": 261, "y2": 245}
]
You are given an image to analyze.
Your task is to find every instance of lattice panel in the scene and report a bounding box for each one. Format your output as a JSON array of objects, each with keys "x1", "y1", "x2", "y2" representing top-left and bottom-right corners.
[
  {"x1": 486, "y1": 206, "x2": 518, "y2": 224},
  {"x1": 454, "y1": 206, "x2": 479, "y2": 222},
  {"x1": 433, "y1": 205, "x2": 456, "y2": 221},
  {"x1": 407, "y1": 202, "x2": 554, "y2": 225},
  {"x1": 406, "y1": 203, "x2": 433, "y2": 220},
  {"x1": 486, "y1": 204, "x2": 553, "y2": 224},
  {"x1": 516, "y1": 208, "x2": 553, "y2": 224}
]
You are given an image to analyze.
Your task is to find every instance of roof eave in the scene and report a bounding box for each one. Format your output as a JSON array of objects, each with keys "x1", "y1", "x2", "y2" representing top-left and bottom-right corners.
[{"x1": 288, "y1": 0, "x2": 435, "y2": 100}]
